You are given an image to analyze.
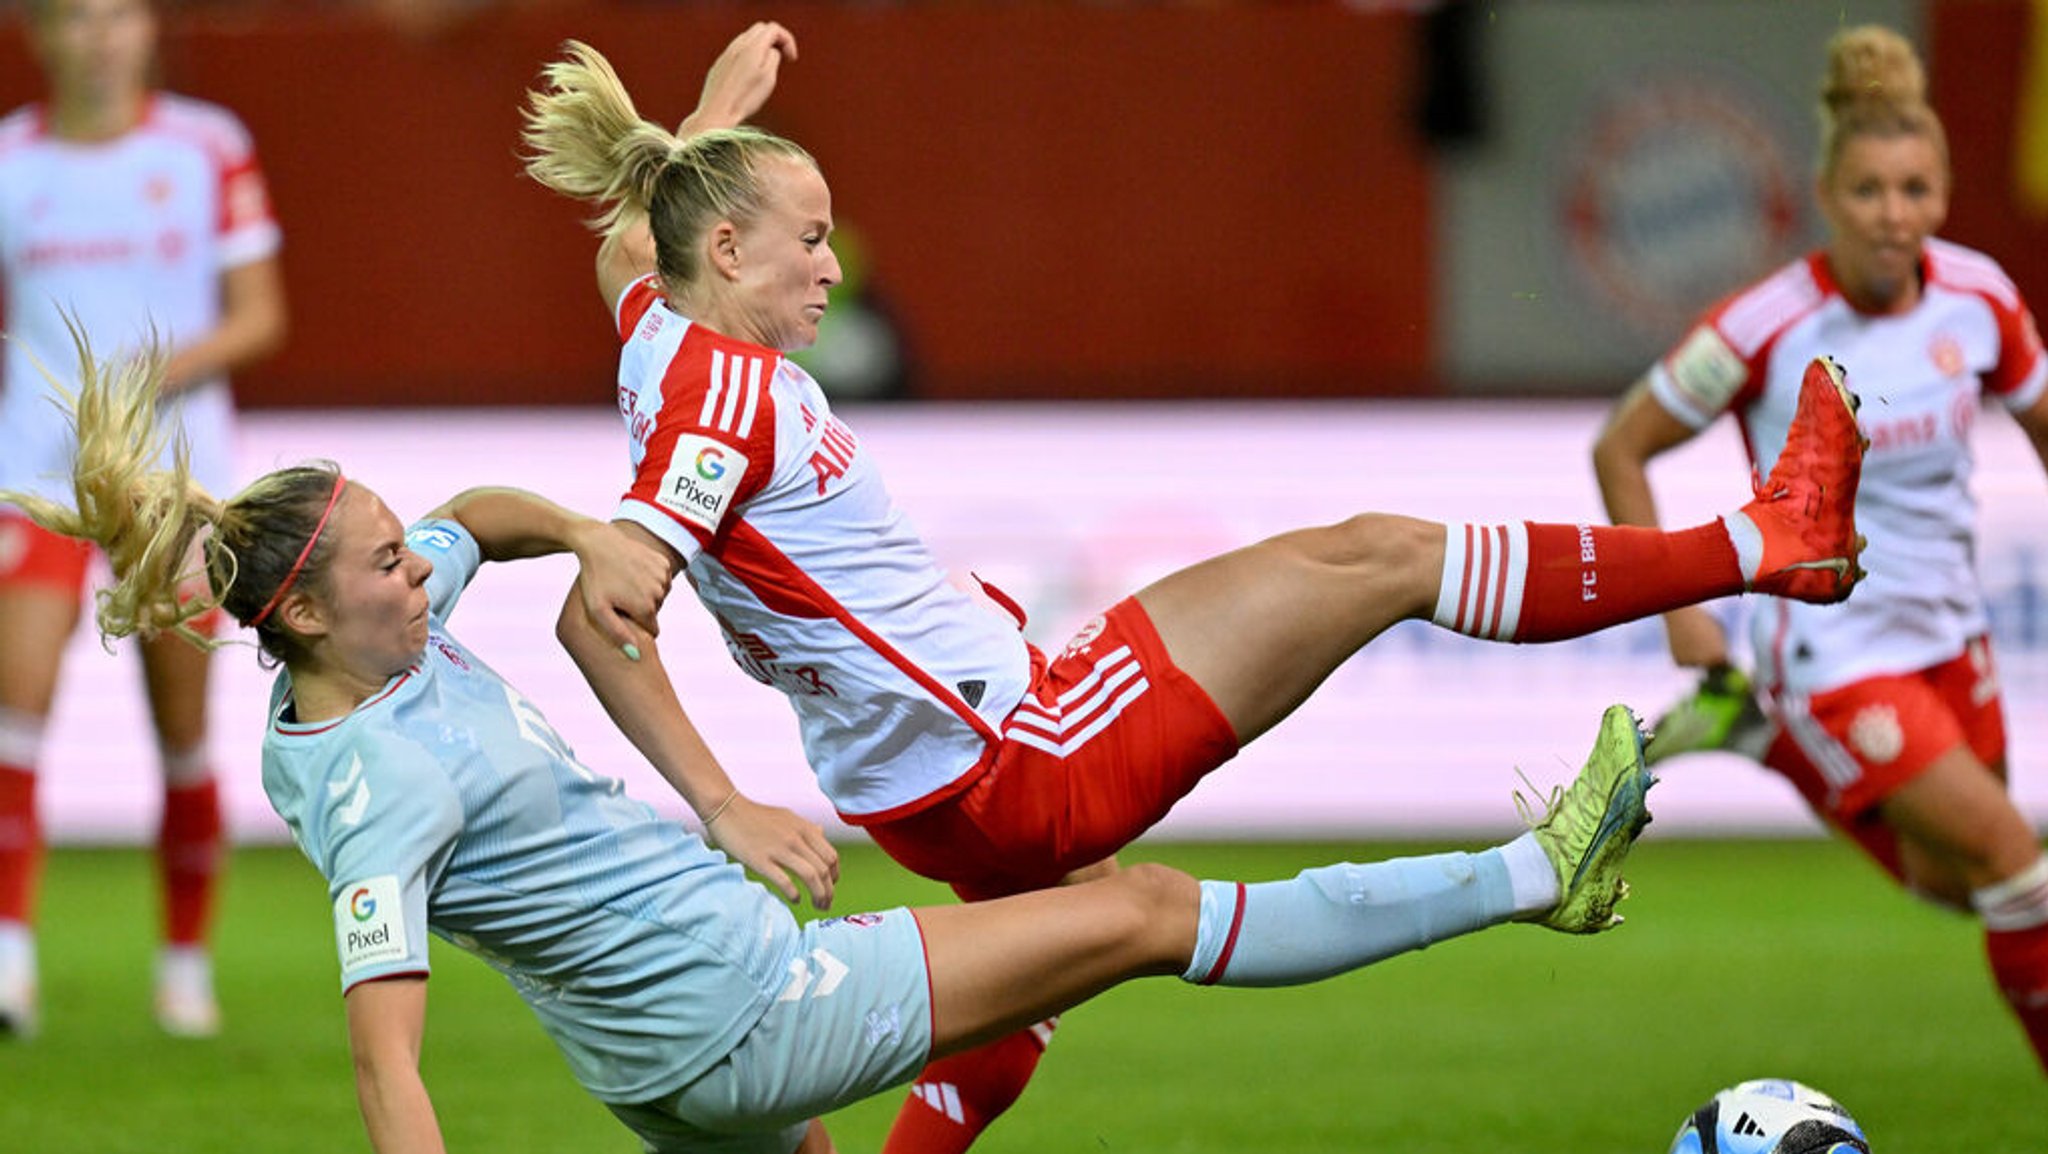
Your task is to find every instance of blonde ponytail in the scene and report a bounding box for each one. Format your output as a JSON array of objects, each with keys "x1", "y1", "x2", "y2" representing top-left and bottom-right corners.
[
  {"x1": 521, "y1": 39, "x2": 680, "y2": 248},
  {"x1": 0, "y1": 319, "x2": 347, "y2": 666},
  {"x1": 523, "y1": 40, "x2": 819, "y2": 295},
  {"x1": 1818, "y1": 25, "x2": 1946, "y2": 178},
  {"x1": 0, "y1": 320, "x2": 225, "y2": 649}
]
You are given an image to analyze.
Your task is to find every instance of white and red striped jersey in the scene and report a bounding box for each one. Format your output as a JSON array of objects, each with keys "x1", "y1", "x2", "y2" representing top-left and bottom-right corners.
[
  {"x1": 0, "y1": 93, "x2": 280, "y2": 501},
  {"x1": 1646, "y1": 240, "x2": 2048, "y2": 694},
  {"x1": 610, "y1": 276, "x2": 1032, "y2": 819}
]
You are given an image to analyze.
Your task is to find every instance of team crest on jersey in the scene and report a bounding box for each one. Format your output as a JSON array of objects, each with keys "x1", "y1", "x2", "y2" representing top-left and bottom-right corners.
[
  {"x1": 334, "y1": 875, "x2": 408, "y2": 970},
  {"x1": 658, "y1": 434, "x2": 749, "y2": 533},
  {"x1": 1848, "y1": 704, "x2": 1905, "y2": 764},
  {"x1": 1930, "y1": 332, "x2": 1966, "y2": 379}
]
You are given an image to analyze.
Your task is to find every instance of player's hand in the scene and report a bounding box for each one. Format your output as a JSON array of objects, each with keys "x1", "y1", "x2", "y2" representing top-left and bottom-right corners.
[
  {"x1": 683, "y1": 21, "x2": 798, "y2": 136},
  {"x1": 1662, "y1": 605, "x2": 1730, "y2": 670},
  {"x1": 705, "y1": 794, "x2": 840, "y2": 910},
  {"x1": 571, "y1": 524, "x2": 672, "y2": 654}
]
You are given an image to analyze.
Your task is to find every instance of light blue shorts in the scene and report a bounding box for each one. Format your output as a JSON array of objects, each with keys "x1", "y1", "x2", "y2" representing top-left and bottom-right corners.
[{"x1": 608, "y1": 908, "x2": 935, "y2": 1154}]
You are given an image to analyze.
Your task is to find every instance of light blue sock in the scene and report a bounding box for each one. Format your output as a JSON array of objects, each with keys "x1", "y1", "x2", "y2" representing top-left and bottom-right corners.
[{"x1": 1182, "y1": 850, "x2": 1518, "y2": 988}]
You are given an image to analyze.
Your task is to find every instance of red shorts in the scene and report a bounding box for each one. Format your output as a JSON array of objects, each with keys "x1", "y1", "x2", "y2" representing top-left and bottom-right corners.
[
  {"x1": 0, "y1": 510, "x2": 95, "y2": 595},
  {"x1": 865, "y1": 598, "x2": 1239, "y2": 902},
  {"x1": 1766, "y1": 637, "x2": 2006, "y2": 851},
  {"x1": 0, "y1": 510, "x2": 224, "y2": 635}
]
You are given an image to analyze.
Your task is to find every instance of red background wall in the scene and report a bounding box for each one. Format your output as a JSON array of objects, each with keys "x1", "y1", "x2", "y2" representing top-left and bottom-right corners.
[
  {"x1": 0, "y1": 3, "x2": 1434, "y2": 406},
  {"x1": 1931, "y1": 2, "x2": 2048, "y2": 321},
  {"x1": 2, "y1": 3, "x2": 2040, "y2": 407}
]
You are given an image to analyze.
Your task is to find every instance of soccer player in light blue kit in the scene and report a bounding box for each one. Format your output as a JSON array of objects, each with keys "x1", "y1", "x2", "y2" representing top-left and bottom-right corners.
[{"x1": 6, "y1": 333, "x2": 1657, "y2": 1154}]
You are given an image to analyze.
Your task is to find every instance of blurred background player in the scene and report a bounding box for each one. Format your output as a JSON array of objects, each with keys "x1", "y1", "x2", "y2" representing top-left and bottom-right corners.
[
  {"x1": 523, "y1": 30, "x2": 1864, "y2": 1153},
  {"x1": 0, "y1": 0, "x2": 286, "y2": 1037},
  {"x1": 1592, "y1": 24, "x2": 2048, "y2": 1076}
]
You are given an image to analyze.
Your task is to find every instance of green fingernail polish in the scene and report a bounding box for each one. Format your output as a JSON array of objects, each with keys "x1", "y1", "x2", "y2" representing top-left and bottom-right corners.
[{"x1": 623, "y1": 643, "x2": 641, "y2": 662}]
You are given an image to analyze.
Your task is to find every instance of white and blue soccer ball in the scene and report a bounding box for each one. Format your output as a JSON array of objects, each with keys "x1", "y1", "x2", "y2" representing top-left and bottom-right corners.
[{"x1": 1668, "y1": 1078, "x2": 1869, "y2": 1154}]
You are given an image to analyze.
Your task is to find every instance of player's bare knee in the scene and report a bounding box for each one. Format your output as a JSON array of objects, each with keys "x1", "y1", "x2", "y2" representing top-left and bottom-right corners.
[
  {"x1": 1107, "y1": 862, "x2": 1200, "y2": 967},
  {"x1": 1913, "y1": 818, "x2": 2040, "y2": 893},
  {"x1": 1300, "y1": 514, "x2": 1442, "y2": 616}
]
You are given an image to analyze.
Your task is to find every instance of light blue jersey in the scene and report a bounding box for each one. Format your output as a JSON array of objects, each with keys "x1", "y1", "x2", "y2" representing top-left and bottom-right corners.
[{"x1": 261, "y1": 519, "x2": 805, "y2": 1104}]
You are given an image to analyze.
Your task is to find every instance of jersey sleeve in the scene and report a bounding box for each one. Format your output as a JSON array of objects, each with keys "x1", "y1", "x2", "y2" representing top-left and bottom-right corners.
[
  {"x1": 614, "y1": 331, "x2": 781, "y2": 559},
  {"x1": 1646, "y1": 317, "x2": 1763, "y2": 431},
  {"x1": 317, "y1": 732, "x2": 463, "y2": 994},
  {"x1": 209, "y1": 108, "x2": 280, "y2": 270},
  {"x1": 405, "y1": 518, "x2": 482, "y2": 622},
  {"x1": 613, "y1": 274, "x2": 663, "y2": 343},
  {"x1": 1989, "y1": 291, "x2": 2048, "y2": 414}
]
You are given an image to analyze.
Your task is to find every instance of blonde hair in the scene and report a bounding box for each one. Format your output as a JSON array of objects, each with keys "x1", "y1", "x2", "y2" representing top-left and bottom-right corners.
[
  {"x1": 521, "y1": 40, "x2": 817, "y2": 292},
  {"x1": 1818, "y1": 24, "x2": 1948, "y2": 179},
  {"x1": 0, "y1": 320, "x2": 342, "y2": 666}
]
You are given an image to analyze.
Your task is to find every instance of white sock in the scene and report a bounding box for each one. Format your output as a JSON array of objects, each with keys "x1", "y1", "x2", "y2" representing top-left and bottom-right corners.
[
  {"x1": 0, "y1": 707, "x2": 44, "y2": 767},
  {"x1": 0, "y1": 921, "x2": 35, "y2": 983},
  {"x1": 1500, "y1": 832, "x2": 1559, "y2": 915},
  {"x1": 1973, "y1": 857, "x2": 2048, "y2": 932},
  {"x1": 1183, "y1": 849, "x2": 1519, "y2": 988},
  {"x1": 1721, "y1": 513, "x2": 1764, "y2": 587},
  {"x1": 1432, "y1": 523, "x2": 1530, "y2": 641}
]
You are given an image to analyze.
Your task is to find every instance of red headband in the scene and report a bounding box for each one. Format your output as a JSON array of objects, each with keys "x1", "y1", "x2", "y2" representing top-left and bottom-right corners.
[{"x1": 246, "y1": 473, "x2": 348, "y2": 629}]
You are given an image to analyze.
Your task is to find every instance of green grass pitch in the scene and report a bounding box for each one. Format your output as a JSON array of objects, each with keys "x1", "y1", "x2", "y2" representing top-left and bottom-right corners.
[{"x1": 1, "y1": 838, "x2": 2041, "y2": 1152}]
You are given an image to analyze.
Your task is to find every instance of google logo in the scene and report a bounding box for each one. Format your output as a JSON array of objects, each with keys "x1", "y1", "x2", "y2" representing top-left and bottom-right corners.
[
  {"x1": 694, "y1": 446, "x2": 727, "y2": 481},
  {"x1": 349, "y1": 887, "x2": 377, "y2": 921}
]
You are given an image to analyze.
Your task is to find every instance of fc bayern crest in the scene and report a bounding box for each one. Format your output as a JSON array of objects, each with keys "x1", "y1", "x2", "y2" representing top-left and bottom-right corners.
[{"x1": 1560, "y1": 71, "x2": 1802, "y2": 338}]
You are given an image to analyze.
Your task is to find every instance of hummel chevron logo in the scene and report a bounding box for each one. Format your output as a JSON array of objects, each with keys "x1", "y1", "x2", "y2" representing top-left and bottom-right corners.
[
  {"x1": 912, "y1": 1081, "x2": 965, "y2": 1123},
  {"x1": 776, "y1": 948, "x2": 849, "y2": 1002},
  {"x1": 326, "y1": 754, "x2": 364, "y2": 799},
  {"x1": 330, "y1": 755, "x2": 371, "y2": 827}
]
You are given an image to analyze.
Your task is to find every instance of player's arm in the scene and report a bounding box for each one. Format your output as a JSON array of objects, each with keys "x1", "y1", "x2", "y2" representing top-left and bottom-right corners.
[
  {"x1": 423, "y1": 487, "x2": 671, "y2": 655},
  {"x1": 677, "y1": 21, "x2": 797, "y2": 139},
  {"x1": 595, "y1": 22, "x2": 798, "y2": 308},
  {"x1": 555, "y1": 524, "x2": 838, "y2": 910},
  {"x1": 345, "y1": 976, "x2": 445, "y2": 1154},
  {"x1": 1591, "y1": 377, "x2": 1699, "y2": 526},
  {"x1": 2010, "y1": 382, "x2": 2048, "y2": 481},
  {"x1": 161, "y1": 255, "x2": 287, "y2": 396},
  {"x1": 1592, "y1": 376, "x2": 1730, "y2": 669}
]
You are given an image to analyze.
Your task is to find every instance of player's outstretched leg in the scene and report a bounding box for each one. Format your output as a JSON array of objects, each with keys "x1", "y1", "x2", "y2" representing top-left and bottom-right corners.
[
  {"x1": 1725, "y1": 355, "x2": 1867, "y2": 603},
  {"x1": 1174, "y1": 707, "x2": 1655, "y2": 989},
  {"x1": 1436, "y1": 355, "x2": 1866, "y2": 645},
  {"x1": 1521, "y1": 704, "x2": 1655, "y2": 934}
]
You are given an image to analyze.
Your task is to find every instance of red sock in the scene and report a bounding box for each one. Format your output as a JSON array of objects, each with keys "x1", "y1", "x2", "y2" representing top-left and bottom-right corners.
[
  {"x1": 1987, "y1": 923, "x2": 2048, "y2": 1075},
  {"x1": 158, "y1": 778, "x2": 223, "y2": 946},
  {"x1": 1434, "y1": 521, "x2": 1743, "y2": 643},
  {"x1": 882, "y1": 1022, "x2": 1054, "y2": 1154},
  {"x1": 0, "y1": 766, "x2": 40, "y2": 925}
]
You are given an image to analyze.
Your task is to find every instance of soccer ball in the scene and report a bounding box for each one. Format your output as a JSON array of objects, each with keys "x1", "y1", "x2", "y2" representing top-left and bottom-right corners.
[{"x1": 1667, "y1": 1078, "x2": 1870, "y2": 1154}]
